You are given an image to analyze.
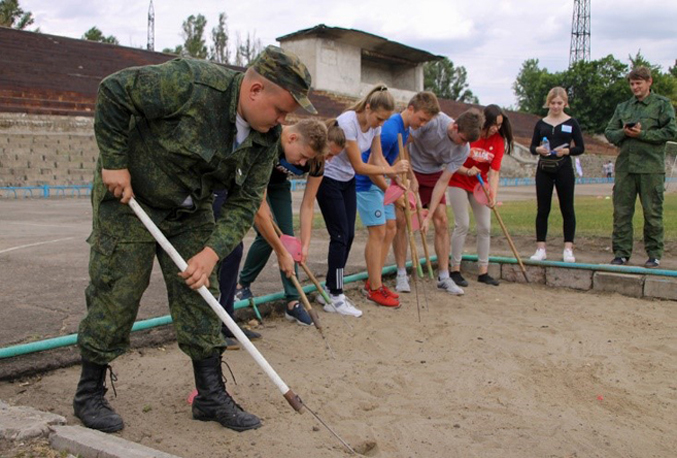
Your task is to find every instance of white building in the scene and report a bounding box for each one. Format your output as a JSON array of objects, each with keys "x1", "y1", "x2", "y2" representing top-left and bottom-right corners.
[{"x1": 277, "y1": 24, "x2": 442, "y2": 102}]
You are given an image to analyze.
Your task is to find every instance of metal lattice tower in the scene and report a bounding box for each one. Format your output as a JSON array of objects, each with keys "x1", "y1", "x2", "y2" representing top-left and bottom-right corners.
[
  {"x1": 147, "y1": 0, "x2": 155, "y2": 51},
  {"x1": 569, "y1": 0, "x2": 591, "y2": 65}
]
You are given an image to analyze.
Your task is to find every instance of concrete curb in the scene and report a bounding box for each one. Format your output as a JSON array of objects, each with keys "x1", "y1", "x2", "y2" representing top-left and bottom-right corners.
[
  {"x1": 0, "y1": 400, "x2": 181, "y2": 458},
  {"x1": 50, "y1": 425, "x2": 182, "y2": 458},
  {"x1": 0, "y1": 400, "x2": 65, "y2": 441}
]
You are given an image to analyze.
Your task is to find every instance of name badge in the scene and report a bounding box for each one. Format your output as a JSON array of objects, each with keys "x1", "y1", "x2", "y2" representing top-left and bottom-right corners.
[{"x1": 561, "y1": 125, "x2": 572, "y2": 133}]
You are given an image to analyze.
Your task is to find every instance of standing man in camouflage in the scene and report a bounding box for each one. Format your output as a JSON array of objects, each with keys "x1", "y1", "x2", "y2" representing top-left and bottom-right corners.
[
  {"x1": 605, "y1": 66, "x2": 677, "y2": 268},
  {"x1": 74, "y1": 46, "x2": 316, "y2": 434}
]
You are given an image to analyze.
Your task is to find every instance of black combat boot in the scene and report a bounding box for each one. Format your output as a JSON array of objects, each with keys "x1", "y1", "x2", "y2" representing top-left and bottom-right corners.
[
  {"x1": 191, "y1": 355, "x2": 262, "y2": 432},
  {"x1": 73, "y1": 360, "x2": 124, "y2": 433}
]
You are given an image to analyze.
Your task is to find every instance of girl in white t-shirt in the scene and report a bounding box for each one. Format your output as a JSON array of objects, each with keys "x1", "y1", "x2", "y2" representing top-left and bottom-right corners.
[{"x1": 316, "y1": 84, "x2": 409, "y2": 317}]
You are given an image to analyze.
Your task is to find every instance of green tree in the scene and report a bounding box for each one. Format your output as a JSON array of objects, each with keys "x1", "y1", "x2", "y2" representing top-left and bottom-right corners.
[
  {"x1": 513, "y1": 53, "x2": 677, "y2": 134},
  {"x1": 162, "y1": 44, "x2": 184, "y2": 56},
  {"x1": 82, "y1": 26, "x2": 119, "y2": 45},
  {"x1": 669, "y1": 61, "x2": 677, "y2": 79},
  {"x1": 234, "y1": 31, "x2": 262, "y2": 67},
  {"x1": 0, "y1": 0, "x2": 35, "y2": 30},
  {"x1": 210, "y1": 12, "x2": 230, "y2": 64},
  {"x1": 563, "y1": 55, "x2": 630, "y2": 133},
  {"x1": 512, "y1": 59, "x2": 559, "y2": 114},
  {"x1": 181, "y1": 14, "x2": 208, "y2": 59},
  {"x1": 424, "y1": 57, "x2": 478, "y2": 103}
]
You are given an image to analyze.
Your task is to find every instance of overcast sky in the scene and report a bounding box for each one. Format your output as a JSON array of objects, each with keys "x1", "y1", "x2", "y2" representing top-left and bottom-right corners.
[{"x1": 21, "y1": 0, "x2": 677, "y2": 108}]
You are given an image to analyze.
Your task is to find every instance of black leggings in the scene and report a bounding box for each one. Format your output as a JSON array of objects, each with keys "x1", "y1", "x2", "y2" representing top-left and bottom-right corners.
[
  {"x1": 316, "y1": 176, "x2": 356, "y2": 295},
  {"x1": 535, "y1": 163, "x2": 576, "y2": 243}
]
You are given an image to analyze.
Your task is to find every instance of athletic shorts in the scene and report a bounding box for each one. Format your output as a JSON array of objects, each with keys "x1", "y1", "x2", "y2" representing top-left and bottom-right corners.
[
  {"x1": 414, "y1": 170, "x2": 445, "y2": 208},
  {"x1": 356, "y1": 185, "x2": 395, "y2": 227}
]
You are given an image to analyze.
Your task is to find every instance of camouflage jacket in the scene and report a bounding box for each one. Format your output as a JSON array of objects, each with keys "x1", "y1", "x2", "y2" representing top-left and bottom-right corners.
[
  {"x1": 92, "y1": 58, "x2": 279, "y2": 259},
  {"x1": 604, "y1": 92, "x2": 677, "y2": 174}
]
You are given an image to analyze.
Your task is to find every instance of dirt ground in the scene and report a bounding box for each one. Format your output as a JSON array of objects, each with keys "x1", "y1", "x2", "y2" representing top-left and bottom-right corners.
[
  {"x1": 1, "y1": 280, "x2": 676, "y2": 458},
  {"x1": 0, "y1": 190, "x2": 676, "y2": 457}
]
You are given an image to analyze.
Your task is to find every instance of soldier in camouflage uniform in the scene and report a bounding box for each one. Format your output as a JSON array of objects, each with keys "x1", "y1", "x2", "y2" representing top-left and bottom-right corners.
[
  {"x1": 605, "y1": 66, "x2": 677, "y2": 268},
  {"x1": 73, "y1": 46, "x2": 316, "y2": 434}
]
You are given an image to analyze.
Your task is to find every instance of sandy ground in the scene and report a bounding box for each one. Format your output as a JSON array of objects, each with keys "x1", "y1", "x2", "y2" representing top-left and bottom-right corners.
[
  {"x1": 1, "y1": 281, "x2": 676, "y2": 458},
  {"x1": 1, "y1": 186, "x2": 676, "y2": 457}
]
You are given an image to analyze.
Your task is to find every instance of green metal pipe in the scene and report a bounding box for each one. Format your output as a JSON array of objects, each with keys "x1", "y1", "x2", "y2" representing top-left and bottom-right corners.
[{"x1": 1, "y1": 254, "x2": 674, "y2": 360}]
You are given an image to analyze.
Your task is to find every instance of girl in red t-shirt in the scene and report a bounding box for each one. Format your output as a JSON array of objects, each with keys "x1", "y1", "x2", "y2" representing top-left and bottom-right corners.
[{"x1": 447, "y1": 105, "x2": 513, "y2": 287}]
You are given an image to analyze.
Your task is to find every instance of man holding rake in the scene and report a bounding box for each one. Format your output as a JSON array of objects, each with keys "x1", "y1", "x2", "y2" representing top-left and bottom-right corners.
[{"x1": 74, "y1": 46, "x2": 316, "y2": 434}]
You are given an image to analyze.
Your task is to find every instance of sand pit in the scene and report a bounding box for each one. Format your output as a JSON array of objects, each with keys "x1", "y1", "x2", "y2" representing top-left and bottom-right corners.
[{"x1": 1, "y1": 279, "x2": 675, "y2": 457}]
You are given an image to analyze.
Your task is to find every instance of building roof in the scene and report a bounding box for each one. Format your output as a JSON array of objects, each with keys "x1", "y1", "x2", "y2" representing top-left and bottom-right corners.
[
  {"x1": 0, "y1": 27, "x2": 197, "y2": 116},
  {"x1": 0, "y1": 27, "x2": 614, "y2": 155},
  {"x1": 277, "y1": 24, "x2": 443, "y2": 65}
]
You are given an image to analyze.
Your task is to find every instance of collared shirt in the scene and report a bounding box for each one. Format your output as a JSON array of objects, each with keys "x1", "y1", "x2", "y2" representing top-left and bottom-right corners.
[
  {"x1": 604, "y1": 92, "x2": 677, "y2": 174},
  {"x1": 93, "y1": 58, "x2": 280, "y2": 258}
]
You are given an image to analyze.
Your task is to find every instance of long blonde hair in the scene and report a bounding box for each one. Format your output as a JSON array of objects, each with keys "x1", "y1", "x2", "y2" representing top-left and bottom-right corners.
[
  {"x1": 346, "y1": 84, "x2": 395, "y2": 113},
  {"x1": 543, "y1": 86, "x2": 569, "y2": 108}
]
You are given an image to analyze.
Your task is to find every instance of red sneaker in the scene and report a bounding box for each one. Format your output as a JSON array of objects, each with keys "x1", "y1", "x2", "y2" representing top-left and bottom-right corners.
[
  {"x1": 381, "y1": 284, "x2": 399, "y2": 299},
  {"x1": 364, "y1": 280, "x2": 400, "y2": 299},
  {"x1": 367, "y1": 287, "x2": 400, "y2": 308}
]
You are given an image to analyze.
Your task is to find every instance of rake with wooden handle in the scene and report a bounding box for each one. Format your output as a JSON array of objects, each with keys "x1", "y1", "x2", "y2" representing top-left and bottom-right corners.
[
  {"x1": 400, "y1": 142, "x2": 435, "y2": 281},
  {"x1": 397, "y1": 133, "x2": 423, "y2": 321},
  {"x1": 127, "y1": 197, "x2": 354, "y2": 453},
  {"x1": 476, "y1": 175, "x2": 529, "y2": 283}
]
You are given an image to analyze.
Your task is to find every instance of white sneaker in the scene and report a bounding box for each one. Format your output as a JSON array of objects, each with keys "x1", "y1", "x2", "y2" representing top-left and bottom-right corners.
[
  {"x1": 437, "y1": 277, "x2": 464, "y2": 296},
  {"x1": 395, "y1": 274, "x2": 411, "y2": 293},
  {"x1": 316, "y1": 288, "x2": 329, "y2": 305},
  {"x1": 530, "y1": 248, "x2": 547, "y2": 261},
  {"x1": 323, "y1": 293, "x2": 363, "y2": 317},
  {"x1": 563, "y1": 248, "x2": 576, "y2": 263}
]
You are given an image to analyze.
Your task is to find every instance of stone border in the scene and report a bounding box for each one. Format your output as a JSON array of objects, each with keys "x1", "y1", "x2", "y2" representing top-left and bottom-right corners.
[
  {"x1": 497, "y1": 261, "x2": 675, "y2": 301},
  {"x1": 0, "y1": 401, "x2": 180, "y2": 458}
]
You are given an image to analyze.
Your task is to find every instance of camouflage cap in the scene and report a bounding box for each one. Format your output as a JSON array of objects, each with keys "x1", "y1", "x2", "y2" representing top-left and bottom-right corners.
[{"x1": 251, "y1": 45, "x2": 317, "y2": 114}]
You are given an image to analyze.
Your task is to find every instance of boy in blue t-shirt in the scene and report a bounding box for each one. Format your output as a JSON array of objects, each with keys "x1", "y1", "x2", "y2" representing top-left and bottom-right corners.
[{"x1": 355, "y1": 92, "x2": 440, "y2": 299}]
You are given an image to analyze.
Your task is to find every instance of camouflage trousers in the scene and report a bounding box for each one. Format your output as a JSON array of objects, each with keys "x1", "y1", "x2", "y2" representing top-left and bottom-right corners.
[
  {"x1": 77, "y1": 224, "x2": 226, "y2": 365},
  {"x1": 612, "y1": 172, "x2": 665, "y2": 260}
]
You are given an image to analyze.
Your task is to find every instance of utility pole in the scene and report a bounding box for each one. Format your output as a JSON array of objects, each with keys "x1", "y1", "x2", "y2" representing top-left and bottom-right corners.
[
  {"x1": 569, "y1": 0, "x2": 591, "y2": 66},
  {"x1": 147, "y1": 0, "x2": 155, "y2": 51}
]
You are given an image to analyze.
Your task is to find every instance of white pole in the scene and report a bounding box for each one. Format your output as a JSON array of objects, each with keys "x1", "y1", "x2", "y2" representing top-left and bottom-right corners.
[{"x1": 128, "y1": 197, "x2": 302, "y2": 410}]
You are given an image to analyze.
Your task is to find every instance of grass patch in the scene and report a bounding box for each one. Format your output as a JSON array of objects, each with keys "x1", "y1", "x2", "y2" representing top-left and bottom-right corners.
[
  {"x1": 299, "y1": 193, "x2": 677, "y2": 241},
  {"x1": 483, "y1": 194, "x2": 677, "y2": 240}
]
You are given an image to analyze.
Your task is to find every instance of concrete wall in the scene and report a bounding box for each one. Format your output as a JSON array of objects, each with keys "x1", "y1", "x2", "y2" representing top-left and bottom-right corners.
[
  {"x1": 281, "y1": 38, "x2": 362, "y2": 98},
  {"x1": 0, "y1": 114, "x2": 97, "y2": 186},
  {"x1": 281, "y1": 37, "x2": 424, "y2": 103},
  {"x1": 361, "y1": 60, "x2": 394, "y2": 88}
]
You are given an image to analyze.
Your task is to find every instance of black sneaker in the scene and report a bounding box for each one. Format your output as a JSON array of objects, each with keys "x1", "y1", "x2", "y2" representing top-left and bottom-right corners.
[
  {"x1": 610, "y1": 257, "x2": 628, "y2": 265},
  {"x1": 241, "y1": 327, "x2": 262, "y2": 340},
  {"x1": 285, "y1": 301, "x2": 313, "y2": 326},
  {"x1": 644, "y1": 258, "x2": 660, "y2": 268},
  {"x1": 478, "y1": 273, "x2": 499, "y2": 286},
  {"x1": 224, "y1": 337, "x2": 240, "y2": 351},
  {"x1": 450, "y1": 271, "x2": 469, "y2": 287},
  {"x1": 223, "y1": 325, "x2": 261, "y2": 341},
  {"x1": 234, "y1": 286, "x2": 252, "y2": 301}
]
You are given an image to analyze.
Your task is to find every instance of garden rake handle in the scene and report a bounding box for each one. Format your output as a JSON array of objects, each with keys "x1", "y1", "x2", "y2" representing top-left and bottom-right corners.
[
  {"x1": 397, "y1": 134, "x2": 423, "y2": 278},
  {"x1": 401, "y1": 141, "x2": 434, "y2": 280},
  {"x1": 269, "y1": 220, "x2": 324, "y2": 331},
  {"x1": 476, "y1": 176, "x2": 529, "y2": 283},
  {"x1": 270, "y1": 223, "x2": 353, "y2": 332},
  {"x1": 128, "y1": 197, "x2": 304, "y2": 412}
]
